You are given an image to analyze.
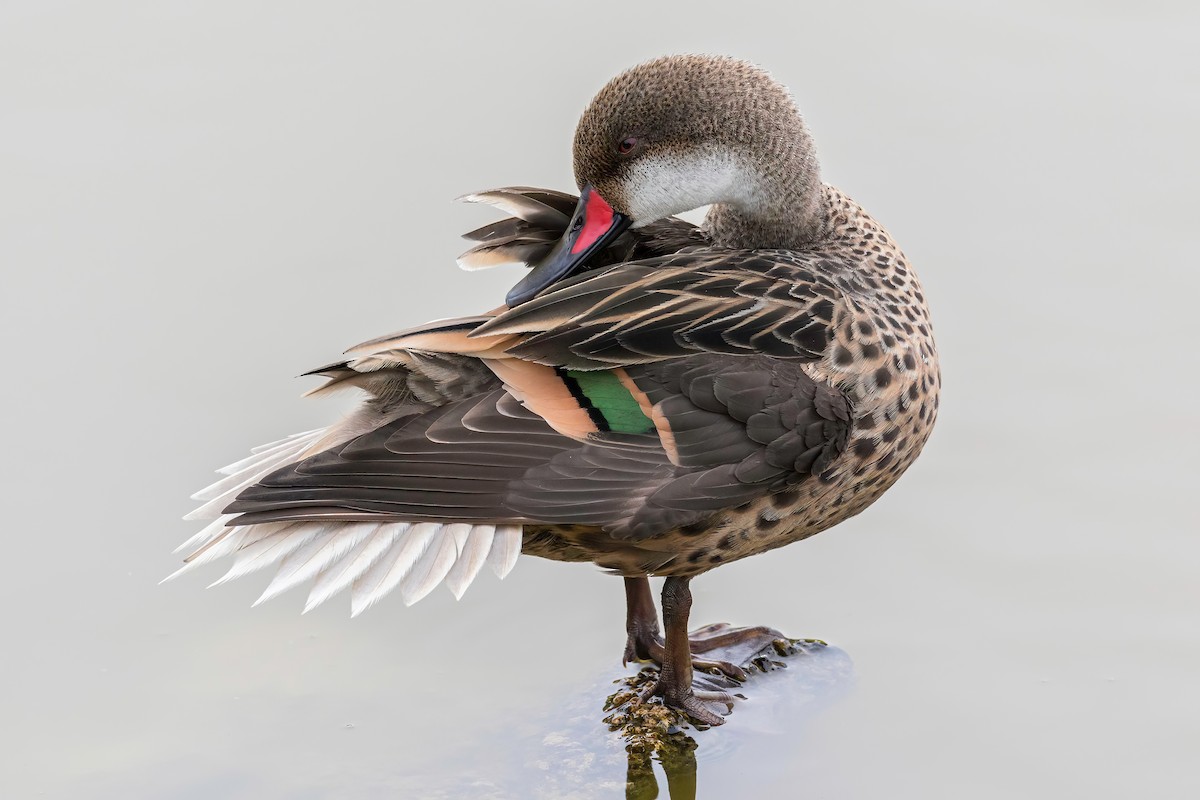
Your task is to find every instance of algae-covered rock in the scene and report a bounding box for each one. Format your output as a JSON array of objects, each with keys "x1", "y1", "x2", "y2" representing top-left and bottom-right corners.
[{"x1": 603, "y1": 638, "x2": 827, "y2": 751}]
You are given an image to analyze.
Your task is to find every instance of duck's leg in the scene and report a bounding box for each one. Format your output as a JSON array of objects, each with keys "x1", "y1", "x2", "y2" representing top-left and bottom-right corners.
[
  {"x1": 622, "y1": 577, "x2": 747, "y2": 680},
  {"x1": 655, "y1": 576, "x2": 734, "y2": 726},
  {"x1": 622, "y1": 576, "x2": 662, "y2": 663}
]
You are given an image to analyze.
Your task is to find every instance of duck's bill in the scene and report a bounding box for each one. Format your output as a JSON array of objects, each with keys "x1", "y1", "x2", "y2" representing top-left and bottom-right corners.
[{"x1": 505, "y1": 185, "x2": 630, "y2": 307}]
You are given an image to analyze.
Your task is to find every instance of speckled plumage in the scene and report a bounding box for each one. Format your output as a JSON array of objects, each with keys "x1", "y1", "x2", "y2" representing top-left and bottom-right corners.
[
  {"x1": 173, "y1": 58, "x2": 939, "y2": 716},
  {"x1": 494, "y1": 183, "x2": 939, "y2": 577}
]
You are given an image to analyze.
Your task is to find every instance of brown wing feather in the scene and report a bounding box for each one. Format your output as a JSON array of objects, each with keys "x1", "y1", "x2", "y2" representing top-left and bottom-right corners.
[
  {"x1": 228, "y1": 355, "x2": 850, "y2": 542},
  {"x1": 224, "y1": 190, "x2": 852, "y2": 543},
  {"x1": 474, "y1": 251, "x2": 841, "y2": 368}
]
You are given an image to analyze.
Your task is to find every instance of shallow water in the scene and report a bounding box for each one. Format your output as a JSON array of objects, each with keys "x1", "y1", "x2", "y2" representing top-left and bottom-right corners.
[
  {"x1": 2, "y1": 2, "x2": 1198, "y2": 798},
  {"x1": 410, "y1": 644, "x2": 855, "y2": 799}
]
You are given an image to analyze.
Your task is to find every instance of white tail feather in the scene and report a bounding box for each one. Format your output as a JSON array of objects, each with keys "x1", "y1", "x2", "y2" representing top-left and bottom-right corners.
[
  {"x1": 173, "y1": 515, "x2": 236, "y2": 555},
  {"x1": 216, "y1": 429, "x2": 323, "y2": 475},
  {"x1": 253, "y1": 522, "x2": 376, "y2": 606},
  {"x1": 207, "y1": 522, "x2": 311, "y2": 588},
  {"x1": 185, "y1": 437, "x2": 323, "y2": 519},
  {"x1": 350, "y1": 522, "x2": 439, "y2": 616},
  {"x1": 173, "y1": 431, "x2": 524, "y2": 613},
  {"x1": 303, "y1": 523, "x2": 398, "y2": 613},
  {"x1": 249, "y1": 428, "x2": 322, "y2": 454},
  {"x1": 488, "y1": 525, "x2": 522, "y2": 578},
  {"x1": 400, "y1": 525, "x2": 462, "y2": 606},
  {"x1": 190, "y1": 446, "x2": 300, "y2": 502},
  {"x1": 170, "y1": 517, "x2": 523, "y2": 613},
  {"x1": 443, "y1": 525, "x2": 494, "y2": 600},
  {"x1": 161, "y1": 526, "x2": 248, "y2": 583}
]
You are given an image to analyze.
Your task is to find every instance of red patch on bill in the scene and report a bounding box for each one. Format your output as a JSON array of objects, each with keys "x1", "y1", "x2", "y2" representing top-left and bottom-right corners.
[{"x1": 570, "y1": 190, "x2": 616, "y2": 255}]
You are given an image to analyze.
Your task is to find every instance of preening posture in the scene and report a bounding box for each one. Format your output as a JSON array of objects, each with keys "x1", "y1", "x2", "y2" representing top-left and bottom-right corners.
[{"x1": 170, "y1": 55, "x2": 940, "y2": 725}]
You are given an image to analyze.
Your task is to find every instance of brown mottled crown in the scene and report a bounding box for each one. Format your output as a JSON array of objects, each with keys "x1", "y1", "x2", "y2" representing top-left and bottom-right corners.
[{"x1": 571, "y1": 55, "x2": 826, "y2": 247}]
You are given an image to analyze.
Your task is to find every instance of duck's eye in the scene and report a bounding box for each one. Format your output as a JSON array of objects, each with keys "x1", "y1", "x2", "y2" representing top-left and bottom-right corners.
[{"x1": 616, "y1": 136, "x2": 639, "y2": 155}]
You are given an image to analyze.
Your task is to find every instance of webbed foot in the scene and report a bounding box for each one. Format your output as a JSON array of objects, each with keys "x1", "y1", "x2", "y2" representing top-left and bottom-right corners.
[
  {"x1": 625, "y1": 622, "x2": 791, "y2": 683},
  {"x1": 620, "y1": 576, "x2": 816, "y2": 726},
  {"x1": 655, "y1": 681, "x2": 732, "y2": 727},
  {"x1": 623, "y1": 627, "x2": 752, "y2": 683}
]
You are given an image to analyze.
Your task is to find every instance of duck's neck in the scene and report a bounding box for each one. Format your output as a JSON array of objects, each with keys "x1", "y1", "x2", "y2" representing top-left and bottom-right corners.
[{"x1": 702, "y1": 141, "x2": 829, "y2": 250}]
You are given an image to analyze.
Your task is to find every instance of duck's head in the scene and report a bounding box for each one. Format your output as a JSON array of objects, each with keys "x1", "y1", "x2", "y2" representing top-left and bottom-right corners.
[{"x1": 507, "y1": 54, "x2": 822, "y2": 306}]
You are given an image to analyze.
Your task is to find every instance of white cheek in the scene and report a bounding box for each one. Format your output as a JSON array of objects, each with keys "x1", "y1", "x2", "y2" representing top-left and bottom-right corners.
[{"x1": 622, "y1": 150, "x2": 752, "y2": 226}]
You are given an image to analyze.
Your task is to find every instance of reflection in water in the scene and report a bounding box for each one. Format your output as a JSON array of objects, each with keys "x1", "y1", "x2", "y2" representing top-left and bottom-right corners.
[
  {"x1": 626, "y1": 738, "x2": 696, "y2": 800},
  {"x1": 415, "y1": 641, "x2": 854, "y2": 799},
  {"x1": 605, "y1": 639, "x2": 833, "y2": 799}
]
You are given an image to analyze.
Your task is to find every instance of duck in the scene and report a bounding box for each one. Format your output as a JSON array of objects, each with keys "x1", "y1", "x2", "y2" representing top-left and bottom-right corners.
[{"x1": 169, "y1": 54, "x2": 940, "y2": 726}]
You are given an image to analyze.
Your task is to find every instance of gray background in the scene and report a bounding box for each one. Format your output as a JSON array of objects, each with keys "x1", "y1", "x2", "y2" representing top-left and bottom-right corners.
[{"x1": 2, "y1": 1, "x2": 1197, "y2": 797}]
